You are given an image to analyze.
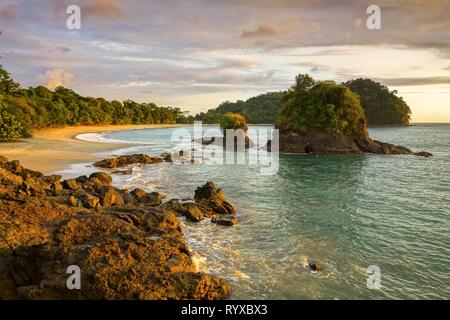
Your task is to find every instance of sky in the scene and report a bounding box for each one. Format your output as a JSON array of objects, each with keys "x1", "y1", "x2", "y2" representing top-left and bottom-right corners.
[{"x1": 0, "y1": 0, "x2": 449, "y2": 122}]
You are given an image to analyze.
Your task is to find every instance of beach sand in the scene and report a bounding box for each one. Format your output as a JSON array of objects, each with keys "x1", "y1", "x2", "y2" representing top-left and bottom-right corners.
[{"x1": 0, "y1": 124, "x2": 185, "y2": 174}]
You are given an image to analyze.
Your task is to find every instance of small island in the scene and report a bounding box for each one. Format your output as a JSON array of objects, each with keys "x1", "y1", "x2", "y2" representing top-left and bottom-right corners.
[{"x1": 274, "y1": 74, "x2": 431, "y2": 157}]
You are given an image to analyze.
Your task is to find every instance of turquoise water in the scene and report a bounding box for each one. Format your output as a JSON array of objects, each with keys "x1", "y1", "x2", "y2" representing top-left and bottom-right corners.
[{"x1": 79, "y1": 124, "x2": 450, "y2": 299}]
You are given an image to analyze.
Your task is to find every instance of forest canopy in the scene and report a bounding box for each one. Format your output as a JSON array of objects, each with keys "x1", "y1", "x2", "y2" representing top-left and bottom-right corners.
[
  {"x1": 344, "y1": 78, "x2": 411, "y2": 126},
  {"x1": 0, "y1": 65, "x2": 194, "y2": 140},
  {"x1": 276, "y1": 74, "x2": 368, "y2": 137}
]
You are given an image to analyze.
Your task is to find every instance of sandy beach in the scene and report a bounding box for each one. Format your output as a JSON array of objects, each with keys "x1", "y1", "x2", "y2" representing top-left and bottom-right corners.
[{"x1": 0, "y1": 124, "x2": 185, "y2": 174}]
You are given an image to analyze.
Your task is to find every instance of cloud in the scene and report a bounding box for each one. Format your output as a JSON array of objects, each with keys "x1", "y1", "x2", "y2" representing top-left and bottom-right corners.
[
  {"x1": 0, "y1": 2, "x2": 18, "y2": 22},
  {"x1": 83, "y1": 0, "x2": 125, "y2": 20},
  {"x1": 49, "y1": 46, "x2": 71, "y2": 53},
  {"x1": 376, "y1": 76, "x2": 450, "y2": 86},
  {"x1": 241, "y1": 25, "x2": 277, "y2": 38},
  {"x1": 38, "y1": 68, "x2": 74, "y2": 89}
]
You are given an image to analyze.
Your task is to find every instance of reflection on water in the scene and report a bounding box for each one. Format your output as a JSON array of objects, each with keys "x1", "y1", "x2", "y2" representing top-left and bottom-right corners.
[{"x1": 60, "y1": 124, "x2": 450, "y2": 299}]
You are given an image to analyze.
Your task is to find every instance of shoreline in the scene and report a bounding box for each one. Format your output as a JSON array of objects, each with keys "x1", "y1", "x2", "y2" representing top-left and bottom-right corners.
[{"x1": 0, "y1": 124, "x2": 187, "y2": 174}]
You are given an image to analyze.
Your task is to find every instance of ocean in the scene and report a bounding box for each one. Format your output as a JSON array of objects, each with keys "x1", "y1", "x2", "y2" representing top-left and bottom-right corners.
[{"x1": 64, "y1": 124, "x2": 450, "y2": 299}]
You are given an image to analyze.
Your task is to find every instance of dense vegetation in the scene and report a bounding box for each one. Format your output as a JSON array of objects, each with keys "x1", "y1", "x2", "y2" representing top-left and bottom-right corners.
[
  {"x1": 197, "y1": 78, "x2": 412, "y2": 127},
  {"x1": 0, "y1": 101, "x2": 23, "y2": 141},
  {"x1": 277, "y1": 74, "x2": 368, "y2": 136},
  {"x1": 0, "y1": 65, "x2": 194, "y2": 141},
  {"x1": 344, "y1": 78, "x2": 411, "y2": 126},
  {"x1": 195, "y1": 92, "x2": 283, "y2": 124},
  {"x1": 219, "y1": 113, "x2": 248, "y2": 134}
]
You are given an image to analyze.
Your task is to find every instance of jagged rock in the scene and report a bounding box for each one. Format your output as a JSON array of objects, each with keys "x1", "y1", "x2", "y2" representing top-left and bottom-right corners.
[
  {"x1": 194, "y1": 182, "x2": 236, "y2": 216},
  {"x1": 63, "y1": 179, "x2": 80, "y2": 190},
  {"x1": 98, "y1": 186, "x2": 125, "y2": 207},
  {"x1": 0, "y1": 155, "x2": 8, "y2": 164},
  {"x1": 414, "y1": 151, "x2": 433, "y2": 157},
  {"x1": 278, "y1": 130, "x2": 430, "y2": 156},
  {"x1": 170, "y1": 203, "x2": 205, "y2": 222},
  {"x1": 211, "y1": 215, "x2": 238, "y2": 226},
  {"x1": 93, "y1": 154, "x2": 165, "y2": 168},
  {"x1": 89, "y1": 172, "x2": 113, "y2": 186},
  {"x1": 0, "y1": 157, "x2": 233, "y2": 300},
  {"x1": 130, "y1": 188, "x2": 164, "y2": 206}
]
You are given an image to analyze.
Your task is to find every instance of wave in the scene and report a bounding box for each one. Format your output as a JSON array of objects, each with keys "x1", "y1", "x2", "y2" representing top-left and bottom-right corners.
[{"x1": 76, "y1": 132, "x2": 152, "y2": 145}]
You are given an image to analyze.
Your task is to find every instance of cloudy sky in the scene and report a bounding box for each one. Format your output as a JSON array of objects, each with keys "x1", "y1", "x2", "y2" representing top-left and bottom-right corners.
[{"x1": 0, "y1": 0, "x2": 449, "y2": 121}]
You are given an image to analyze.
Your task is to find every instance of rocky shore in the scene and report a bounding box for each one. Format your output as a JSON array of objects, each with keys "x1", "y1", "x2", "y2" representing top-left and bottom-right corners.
[
  {"x1": 277, "y1": 130, "x2": 433, "y2": 157},
  {"x1": 0, "y1": 155, "x2": 236, "y2": 300}
]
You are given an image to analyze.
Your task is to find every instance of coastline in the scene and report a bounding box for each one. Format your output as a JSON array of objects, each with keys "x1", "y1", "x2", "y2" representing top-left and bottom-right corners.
[{"x1": 0, "y1": 124, "x2": 187, "y2": 174}]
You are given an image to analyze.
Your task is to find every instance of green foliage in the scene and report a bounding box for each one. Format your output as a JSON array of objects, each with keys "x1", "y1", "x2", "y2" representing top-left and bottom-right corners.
[
  {"x1": 277, "y1": 75, "x2": 367, "y2": 136},
  {"x1": 344, "y1": 78, "x2": 411, "y2": 126},
  {"x1": 219, "y1": 113, "x2": 248, "y2": 134},
  {"x1": 196, "y1": 92, "x2": 284, "y2": 124},
  {"x1": 0, "y1": 101, "x2": 24, "y2": 141},
  {"x1": 0, "y1": 65, "x2": 21, "y2": 96},
  {"x1": 0, "y1": 66, "x2": 194, "y2": 140}
]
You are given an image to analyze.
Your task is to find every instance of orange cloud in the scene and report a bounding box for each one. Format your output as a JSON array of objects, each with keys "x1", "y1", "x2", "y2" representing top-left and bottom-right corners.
[{"x1": 38, "y1": 68, "x2": 74, "y2": 89}]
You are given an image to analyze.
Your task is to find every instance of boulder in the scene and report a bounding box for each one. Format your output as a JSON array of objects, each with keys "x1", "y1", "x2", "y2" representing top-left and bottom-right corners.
[
  {"x1": 99, "y1": 186, "x2": 125, "y2": 207},
  {"x1": 194, "y1": 182, "x2": 236, "y2": 216},
  {"x1": 93, "y1": 154, "x2": 165, "y2": 168},
  {"x1": 89, "y1": 172, "x2": 113, "y2": 186},
  {"x1": 63, "y1": 179, "x2": 80, "y2": 190},
  {"x1": 211, "y1": 215, "x2": 238, "y2": 226},
  {"x1": 111, "y1": 168, "x2": 133, "y2": 175},
  {"x1": 130, "y1": 188, "x2": 164, "y2": 206}
]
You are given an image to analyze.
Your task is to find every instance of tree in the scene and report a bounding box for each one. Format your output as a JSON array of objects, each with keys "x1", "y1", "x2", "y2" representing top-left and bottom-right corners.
[
  {"x1": 0, "y1": 101, "x2": 23, "y2": 141},
  {"x1": 0, "y1": 65, "x2": 21, "y2": 96},
  {"x1": 277, "y1": 75, "x2": 367, "y2": 136},
  {"x1": 344, "y1": 78, "x2": 411, "y2": 126},
  {"x1": 219, "y1": 113, "x2": 248, "y2": 134}
]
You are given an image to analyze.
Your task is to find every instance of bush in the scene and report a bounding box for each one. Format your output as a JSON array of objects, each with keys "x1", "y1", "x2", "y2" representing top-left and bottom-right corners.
[
  {"x1": 219, "y1": 113, "x2": 248, "y2": 134},
  {"x1": 0, "y1": 101, "x2": 24, "y2": 141}
]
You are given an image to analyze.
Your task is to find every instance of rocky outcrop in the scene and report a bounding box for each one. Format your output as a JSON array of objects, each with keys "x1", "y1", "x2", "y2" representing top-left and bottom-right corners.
[
  {"x1": 0, "y1": 156, "x2": 232, "y2": 300},
  {"x1": 93, "y1": 154, "x2": 167, "y2": 168},
  {"x1": 164, "y1": 182, "x2": 238, "y2": 226},
  {"x1": 277, "y1": 130, "x2": 432, "y2": 157}
]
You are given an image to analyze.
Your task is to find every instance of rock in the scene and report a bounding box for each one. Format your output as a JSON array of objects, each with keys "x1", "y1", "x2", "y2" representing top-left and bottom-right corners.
[
  {"x1": 307, "y1": 260, "x2": 321, "y2": 272},
  {"x1": 93, "y1": 154, "x2": 166, "y2": 168},
  {"x1": 194, "y1": 182, "x2": 236, "y2": 216},
  {"x1": 89, "y1": 172, "x2": 113, "y2": 185},
  {"x1": 0, "y1": 155, "x2": 8, "y2": 164},
  {"x1": 111, "y1": 168, "x2": 133, "y2": 175},
  {"x1": 63, "y1": 179, "x2": 80, "y2": 190},
  {"x1": 277, "y1": 130, "x2": 430, "y2": 156},
  {"x1": 130, "y1": 188, "x2": 164, "y2": 206},
  {"x1": 211, "y1": 215, "x2": 238, "y2": 226},
  {"x1": 68, "y1": 195, "x2": 79, "y2": 207},
  {"x1": 0, "y1": 159, "x2": 232, "y2": 300},
  {"x1": 170, "y1": 203, "x2": 205, "y2": 222},
  {"x1": 414, "y1": 151, "x2": 433, "y2": 157},
  {"x1": 99, "y1": 186, "x2": 125, "y2": 207}
]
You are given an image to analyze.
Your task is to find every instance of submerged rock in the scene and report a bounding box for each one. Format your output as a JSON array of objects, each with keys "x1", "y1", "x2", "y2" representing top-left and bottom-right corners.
[
  {"x1": 0, "y1": 156, "x2": 232, "y2": 300},
  {"x1": 414, "y1": 151, "x2": 433, "y2": 157}
]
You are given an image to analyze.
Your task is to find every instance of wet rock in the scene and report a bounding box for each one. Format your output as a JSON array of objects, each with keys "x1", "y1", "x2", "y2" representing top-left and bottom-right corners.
[
  {"x1": 307, "y1": 260, "x2": 322, "y2": 272},
  {"x1": 194, "y1": 182, "x2": 236, "y2": 216},
  {"x1": 170, "y1": 203, "x2": 205, "y2": 222},
  {"x1": 211, "y1": 215, "x2": 238, "y2": 226},
  {"x1": 414, "y1": 151, "x2": 433, "y2": 157},
  {"x1": 80, "y1": 192, "x2": 100, "y2": 209},
  {"x1": 111, "y1": 168, "x2": 133, "y2": 175},
  {"x1": 89, "y1": 172, "x2": 113, "y2": 186},
  {"x1": 93, "y1": 154, "x2": 165, "y2": 168}
]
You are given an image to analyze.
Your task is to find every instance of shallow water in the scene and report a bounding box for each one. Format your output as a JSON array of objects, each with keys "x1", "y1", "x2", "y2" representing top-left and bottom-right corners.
[{"x1": 64, "y1": 124, "x2": 450, "y2": 299}]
